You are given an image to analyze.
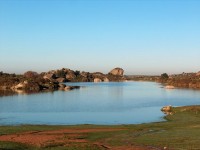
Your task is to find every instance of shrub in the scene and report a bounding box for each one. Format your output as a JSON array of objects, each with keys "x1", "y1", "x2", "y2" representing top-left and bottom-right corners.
[
  {"x1": 74, "y1": 70, "x2": 80, "y2": 76},
  {"x1": 161, "y1": 73, "x2": 169, "y2": 80},
  {"x1": 24, "y1": 71, "x2": 38, "y2": 78}
]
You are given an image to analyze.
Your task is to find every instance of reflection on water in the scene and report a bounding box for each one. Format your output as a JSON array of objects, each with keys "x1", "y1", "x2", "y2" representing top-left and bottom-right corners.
[
  {"x1": 0, "y1": 89, "x2": 55, "y2": 97},
  {"x1": 0, "y1": 90, "x2": 17, "y2": 97},
  {"x1": 0, "y1": 82, "x2": 200, "y2": 125},
  {"x1": 109, "y1": 84, "x2": 124, "y2": 99}
]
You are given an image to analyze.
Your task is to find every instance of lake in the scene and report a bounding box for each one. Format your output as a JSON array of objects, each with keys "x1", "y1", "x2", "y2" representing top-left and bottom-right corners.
[{"x1": 0, "y1": 81, "x2": 200, "y2": 125}]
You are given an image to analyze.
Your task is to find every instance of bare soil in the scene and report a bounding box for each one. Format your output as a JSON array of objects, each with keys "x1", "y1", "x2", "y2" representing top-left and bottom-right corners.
[{"x1": 0, "y1": 128, "x2": 153, "y2": 149}]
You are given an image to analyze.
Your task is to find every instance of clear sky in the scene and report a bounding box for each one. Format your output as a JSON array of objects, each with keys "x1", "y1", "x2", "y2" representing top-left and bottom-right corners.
[{"x1": 0, "y1": 0, "x2": 200, "y2": 75}]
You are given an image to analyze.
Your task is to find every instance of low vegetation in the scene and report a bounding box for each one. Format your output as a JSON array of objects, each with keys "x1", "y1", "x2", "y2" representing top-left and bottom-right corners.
[
  {"x1": 125, "y1": 75, "x2": 159, "y2": 81},
  {"x1": 127, "y1": 71, "x2": 200, "y2": 90},
  {"x1": 159, "y1": 72, "x2": 200, "y2": 89}
]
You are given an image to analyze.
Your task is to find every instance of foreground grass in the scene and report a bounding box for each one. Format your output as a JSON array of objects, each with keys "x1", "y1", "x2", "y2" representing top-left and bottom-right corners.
[{"x1": 1, "y1": 106, "x2": 200, "y2": 149}]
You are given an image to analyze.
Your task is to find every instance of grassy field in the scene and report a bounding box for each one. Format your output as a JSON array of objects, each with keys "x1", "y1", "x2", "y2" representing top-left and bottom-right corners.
[{"x1": 0, "y1": 106, "x2": 200, "y2": 150}]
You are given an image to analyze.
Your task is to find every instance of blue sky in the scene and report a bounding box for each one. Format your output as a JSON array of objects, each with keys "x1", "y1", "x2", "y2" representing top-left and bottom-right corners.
[{"x1": 0, "y1": 0, "x2": 200, "y2": 75}]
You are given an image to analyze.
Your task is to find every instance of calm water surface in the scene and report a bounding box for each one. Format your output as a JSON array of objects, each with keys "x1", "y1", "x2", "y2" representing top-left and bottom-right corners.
[{"x1": 0, "y1": 82, "x2": 200, "y2": 125}]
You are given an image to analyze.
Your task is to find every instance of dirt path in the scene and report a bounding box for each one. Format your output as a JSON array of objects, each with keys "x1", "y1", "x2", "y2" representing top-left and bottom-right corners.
[{"x1": 0, "y1": 128, "x2": 156, "y2": 149}]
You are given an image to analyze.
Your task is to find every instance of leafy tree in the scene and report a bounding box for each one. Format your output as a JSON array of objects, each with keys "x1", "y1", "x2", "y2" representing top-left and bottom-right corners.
[
  {"x1": 74, "y1": 70, "x2": 80, "y2": 76},
  {"x1": 161, "y1": 73, "x2": 169, "y2": 79}
]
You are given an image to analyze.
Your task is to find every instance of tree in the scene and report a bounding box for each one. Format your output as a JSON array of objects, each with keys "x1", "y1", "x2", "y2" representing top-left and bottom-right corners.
[
  {"x1": 161, "y1": 73, "x2": 169, "y2": 80},
  {"x1": 74, "y1": 70, "x2": 80, "y2": 76}
]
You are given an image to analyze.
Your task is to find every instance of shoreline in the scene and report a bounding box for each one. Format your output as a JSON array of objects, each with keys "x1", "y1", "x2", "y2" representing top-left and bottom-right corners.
[
  {"x1": 1, "y1": 68, "x2": 200, "y2": 97},
  {"x1": 0, "y1": 105, "x2": 200, "y2": 149},
  {"x1": 0, "y1": 68, "x2": 126, "y2": 96}
]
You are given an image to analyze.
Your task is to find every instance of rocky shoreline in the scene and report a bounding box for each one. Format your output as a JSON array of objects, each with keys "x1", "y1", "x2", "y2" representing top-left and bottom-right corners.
[
  {"x1": 2, "y1": 67, "x2": 200, "y2": 95},
  {"x1": 0, "y1": 67, "x2": 126, "y2": 95}
]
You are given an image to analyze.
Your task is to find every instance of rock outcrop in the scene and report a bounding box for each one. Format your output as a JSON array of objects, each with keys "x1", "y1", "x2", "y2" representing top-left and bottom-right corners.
[
  {"x1": 109, "y1": 68, "x2": 124, "y2": 76},
  {"x1": 12, "y1": 80, "x2": 41, "y2": 91},
  {"x1": 161, "y1": 105, "x2": 173, "y2": 115},
  {"x1": 13, "y1": 82, "x2": 26, "y2": 90},
  {"x1": 43, "y1": 73, "x2": 56, "y2": 80},
  {"x1": 103, "y1": 77, "x2": 109, "y2": 82},
  {"x1": 41, "y1": 67, "x2": 126, "y2": 83},
  {"x1": 56, "y1": 78, "x2": 66, "y2": 83},
  {"x1": 62, "y1": 69, "x2": 76, "y2": 81},
  {"x1": 0, "y1": 67, "x2": 126, "y2": 95},
  {"x1": 64, "y1": 86, "x2": 80, "y2": 91},
  {"x1": 66, "y1": 73, "x2": 76, "y2": 81},
  {"x1": 94, "y1": 78, "x2": 102, "y2": 82},
  {"x1": 196, "y1": 71, "x2": 200, "y2": 76},
  {"x1": 161, "y1": 105, "x2": 172, "y2": 112},
  {"x1": 165, "y1": 85, "x2": 175, "y2": 89}
]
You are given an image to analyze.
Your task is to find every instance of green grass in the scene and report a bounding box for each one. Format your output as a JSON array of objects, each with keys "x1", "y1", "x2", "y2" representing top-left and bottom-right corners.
[
  {"x1": 0, "y1": 141, "x2": 29, "y2": 150},
  {"x1": 86, "y1": 106, "x2": 200, "y2": 149},
  {"x1": 0, "y1": 125, "x2": 67, "y2": 135},
  {"x1": 1, "y1": 106, "x2": 200, "y2": 149}
]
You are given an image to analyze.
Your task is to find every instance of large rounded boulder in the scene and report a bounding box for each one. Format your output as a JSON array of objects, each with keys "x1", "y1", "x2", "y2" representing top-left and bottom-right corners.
[
  {"x1": 196, "y1": 71, "x2": 200, "y2": 76},
  {"x1": 109, "y1": 68, "x2": 124, "y2": 76},
  {"x1": 43, "y1": 73, "x2": 56, "y2": 80},
  {"x1": 66, "y1": 72, "x2": 76, "y2": 81},
  {"x1": 94, "y1": 78, "x2": 102, "y2": 82},
  {"x1": 103, "y1": 77, "x2": 109, "y2": 82}
]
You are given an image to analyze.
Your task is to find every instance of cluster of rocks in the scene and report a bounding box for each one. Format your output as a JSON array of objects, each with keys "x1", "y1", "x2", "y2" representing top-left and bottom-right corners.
[
  {"x1": 161, "y1": 105, "x2": 173, "y2": 115},
  {"x1": 0, "y1": 67, "x2": 126, "y2": 94},
  {"x1": 42, "y1": 67, "x2": 125, "y2": 83},
  {"x1": 0, "y1": 70, "x2": 79, "y2": 93}
]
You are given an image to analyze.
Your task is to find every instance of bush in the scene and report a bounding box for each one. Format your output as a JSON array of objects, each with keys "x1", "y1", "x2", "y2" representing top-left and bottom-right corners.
[
  {"x1": 74, "y1": 70, "x2": 80, "y2": 76},
  {"x1": 161, "y1": 73, "x2": 169, "y2": 79},
  {"x1": 24, "y1": 71, "x2": 38, "y2": 78}
]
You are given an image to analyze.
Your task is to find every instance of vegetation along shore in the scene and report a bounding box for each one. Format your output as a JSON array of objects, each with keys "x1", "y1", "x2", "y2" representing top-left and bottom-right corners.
[{"x1": 127, "y1": 71, "x2": 200, "y2": 90}]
